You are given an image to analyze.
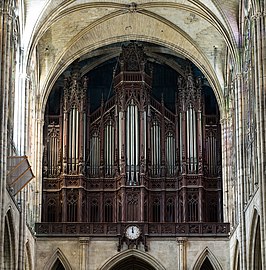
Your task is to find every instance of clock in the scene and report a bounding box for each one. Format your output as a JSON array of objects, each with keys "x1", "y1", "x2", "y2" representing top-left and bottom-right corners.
[{"x1": 125, "y1": 225, "x2": 141, "y2": 240}]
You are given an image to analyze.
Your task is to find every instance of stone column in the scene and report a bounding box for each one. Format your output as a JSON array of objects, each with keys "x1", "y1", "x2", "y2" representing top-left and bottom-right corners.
[
  {"x1": 252, "y1": 10, "x2": 266, "y2": 268},
  {"x1": 35, "y1": 117, "x2": 44, "y2": 222},
  {"x1": 176, "y1": 237, "x2": 187, "y2": 270},
  {"x1": 0, "y1": 2, "x2": 15, "y2": 268},
  {"x1": 220, "y1": 116, "x2": 231, "y2": 223},
  {"x1": 79, "y1": 237, "x2": 90, "y2": 270},
  {"x1": 234, "y1": 73, "x2": 247, "y2": 270}
]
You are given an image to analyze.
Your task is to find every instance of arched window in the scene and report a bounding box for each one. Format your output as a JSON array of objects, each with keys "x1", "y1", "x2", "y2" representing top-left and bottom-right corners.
[
  {"x1": 67, "y1": 192, "x2": 78, "y2": 222},
  {"x1": 152, "y1": 198, "x2": 161, "y2": 222},
  {"x1": 104, "y1": 199, "x2": 113, "y2": 222},
  {"x1": 109, "y1": 255, "x2": 156, "y2": 270},
  {"x1": 4, "y1": 211, "x2": 15, "y2": 269},
  {"x1": 127, "y1": 193, "x2": 139, "y2": 221},
  {"x1": 90, "y1": 199, "x2": 99, "y2": 222},
  {"x1": 166, "y1": 198, "x2": 175, "y2": 222},
  {"x1": 51, "y1": 259, "x2": 65, "y2": 270},
  {"x1": 200, "y1": 258, "x2": 214, "y2": 270},
  {"x1": 254, "y1": 218, "x2": 262, "y2": 270},
  {"x1": 188, "y1": 191, "x2": 198, "y2": 222},
  {"x1": 47, "y1": 199, "x2": 56, "y2": 222},
  {"x1": 4, "y1": 218, "x2": 12, "y2": 269}
]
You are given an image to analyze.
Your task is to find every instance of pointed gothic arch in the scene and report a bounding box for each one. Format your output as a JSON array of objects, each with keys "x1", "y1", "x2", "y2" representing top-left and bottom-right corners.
[
  {"x1": 43, "y1": 248, "x2": 72, "y2": 270},
  {"x1": 3, "y1": 209, "x2": 16, "y2": 269},
  {"x1": 192, "y1": 247, "x2": 223, "y2": 270},
  {"x1": 99, "y1": 249, "x2": 166, "y2": 270},
  {"x1": 232, "y1": 240, "x2": 240, "y2": 270},
  {"x1": 249, "y1": 209, "x2": 262, "y2": 269},
  {"x1": 25, "y1": 240, "x2": 33, "y2": 270}
]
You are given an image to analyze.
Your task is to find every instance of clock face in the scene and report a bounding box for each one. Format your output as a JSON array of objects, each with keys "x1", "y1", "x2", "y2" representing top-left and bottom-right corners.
[{"x1": 125, "y1": 225, "x2": 141, "y2": 240}]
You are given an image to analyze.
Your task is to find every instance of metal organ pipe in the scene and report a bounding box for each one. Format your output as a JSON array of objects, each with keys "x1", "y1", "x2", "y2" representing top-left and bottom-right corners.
[
  {"x1": 135, "y1": 105, "x2": 139, "y2": 173},
  {"x1": 72, "y1": 108, "x2": 75, "y2": 172},
  {"x1": 75, "y1": 109, "x2": 79, "y2": 172},
  {"x1": 186, "y1": 109, "x2": 190, "y2": 172},
  {"x1": 179, "y1": 113, "x2": 183, "y2": 173},
  {"x1": 186, "y1": 106, "x2": 197, "y2": 173},
  {"x1": 90, "y1": 132, "x2": 100, "y2": 175},
  {"x1": 126, "y1": 101, "x2": 139, "y2": 185},
  {"x1": 118, "y1": 111, "x2": 123, "y2": 172},
  {"x1": 68, "y1": 110, "x2": 72, "y2": 173},
  {"x1": 193, "y1": 109, "x2": 197, "y2": 172},
  {"x1": 47, "y1": 125, "x2": 60, "y2": 176},
  {"x1": 83, "y1": 113, "x2": 86, "y2": 167},
  {"x1": 143, "y1": 111, "x2": 147, "y2": 161},
  {"x1": 104, "y1": 122, "x2": 114, "y2": 175},
  {"x1": 151, "y1": 121, "x2": 161, "y2": 175},
  {"x1": 68, "y1": 107, "x2": 80, "y2": 173},
  {"x1": 157, "y1": 124, "x2": 160, "y2": 175},
  {"x1": 166, "y1": 133, "x2": 175, "y2": 175}
]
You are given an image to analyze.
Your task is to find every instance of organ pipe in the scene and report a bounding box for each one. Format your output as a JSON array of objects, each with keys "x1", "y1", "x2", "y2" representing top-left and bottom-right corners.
[
  {"x1": 166, "y1": 132, "x2": 175, "y2": 175},
  {"x1": 43, "y1": 44, "x2": 224, "y2": 225},
  {"x1": 104, "y1": 122, "x2": 115, "y2": 175},
  {"x1": 47, "y1": 124, "x2": 60, "y2": 176},
  {"x1": 118, "y1": 111, "x2": 123, "y2": 172},
  {"x1": 68, "y1": 107, "x2": 79, "y2": 173},
  {"x1": 126, "y1": 101, "x2": 139, "y2": 185},
  {"x1": 206, "y1": 130, "x2": 217, "y2": 175},
  {"x1": 90, "y1": 132, "x2": 100, "y2": 175},
  {"x1": 151, "y1": 121, "x2": 161, "y2": 175},
  {"x1": 186, "y1": 106, "x2": 197, "y2": 173}
]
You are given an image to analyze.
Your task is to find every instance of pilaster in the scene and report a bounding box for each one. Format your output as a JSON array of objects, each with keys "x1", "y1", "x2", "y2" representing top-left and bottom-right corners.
[
  {"x1": 252, "y1": 10, "x2": 266, "y2": 269},
  {"x1": 79, "y1": 237, "x2": 90, "y2": 270},
  {"x1": 176, "y1": 237, "x2": 187, "y2": 270},
  {"x1": 0, "y1": 1, "x2": 16, "y2": 268}
]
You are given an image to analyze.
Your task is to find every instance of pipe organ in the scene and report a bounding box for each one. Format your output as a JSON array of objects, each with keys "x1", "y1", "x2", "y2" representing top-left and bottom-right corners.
[{"x1": 42, "y1": 43, "x2": 222, "y2": 225}]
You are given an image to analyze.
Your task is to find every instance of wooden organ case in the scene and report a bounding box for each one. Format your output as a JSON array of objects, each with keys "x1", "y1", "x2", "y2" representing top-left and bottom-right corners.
[{"x1": 42, "y1": 43, "x2": 224, "y2": 233}]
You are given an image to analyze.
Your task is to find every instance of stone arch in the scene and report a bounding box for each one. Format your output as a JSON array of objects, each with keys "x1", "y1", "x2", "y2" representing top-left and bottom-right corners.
[
  {"x1": 25, "y1": 240, "x2": 33, "y2": 270},
  {"x1": 99, "y1": 249, "x2": 166, "y2": 270},
  {"x1": 232, "y1": 240, "x2": 240, "y2": 270},
  {"x1": 3, "y1": 209, "x2": 16, "y2": 269},
  {"x1": 38, "y1": 12, "x2": 226, "y2": 118},
  {"x1": 192, "y1": 247, "x2": 223, "y2": 270},
  {"x1": 249, "y1": 208, "x2": 262, "y2": 269},
  {"x1": 43, "y1": 248, "x2": 72, "y2": 270}
]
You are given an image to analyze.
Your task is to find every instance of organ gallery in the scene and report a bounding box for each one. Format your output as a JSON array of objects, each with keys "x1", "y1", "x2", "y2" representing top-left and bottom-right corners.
[{"x1": 42, "y1": 43, "x2": 223, "y2": 228}]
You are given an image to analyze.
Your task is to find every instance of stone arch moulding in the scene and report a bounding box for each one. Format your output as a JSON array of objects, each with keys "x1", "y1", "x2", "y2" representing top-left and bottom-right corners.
[
  {"x1": 4, "y1": 209, "x2": 16, "y2": 269},
  {"x1": 99, "y1": 249, "x2": 166, "y2": 270},
  {"x1": 232, "y1": 240, "x2": 240, "y2": 270},
  {"x1": 43, "y1": 248, "x2": 72, "y2": 270},
  {"x1": 39, "y1": 11, "x2": 225, "y2": 118},
  {"x1": 192, "y1": 247, "x2": 223, "y2": 270},
  {"x1": 25, "y1": 240, "x2": 33, "y2": 270},
  {"x1": 248, "y1": 208, "x2": 261, "y2": 269}
]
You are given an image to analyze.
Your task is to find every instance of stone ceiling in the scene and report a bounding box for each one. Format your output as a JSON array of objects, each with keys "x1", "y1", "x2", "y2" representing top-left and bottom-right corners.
[{"x1": 23, "y1": 0, "x2": 240, "y2": 115}]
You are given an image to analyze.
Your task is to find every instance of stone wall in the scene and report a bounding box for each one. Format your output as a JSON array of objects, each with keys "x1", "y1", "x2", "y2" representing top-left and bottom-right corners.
[{"x1": 36, "y1": 237, "x2": 229, "y2": 270}]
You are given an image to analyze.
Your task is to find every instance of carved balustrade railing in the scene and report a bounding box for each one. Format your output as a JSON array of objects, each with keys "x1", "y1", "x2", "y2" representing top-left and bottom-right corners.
[{"x1": 35, "y1": 222, "x2": 230, "y2": 237}]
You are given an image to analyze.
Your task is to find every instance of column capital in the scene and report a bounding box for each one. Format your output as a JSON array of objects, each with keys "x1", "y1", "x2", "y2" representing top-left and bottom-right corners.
[
  {"x1": 176, "y1": 237, "x2": 187, "y2": 244},
  {"x1": 79, "y1": 237, "x2": 90, "y2": 245}
]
